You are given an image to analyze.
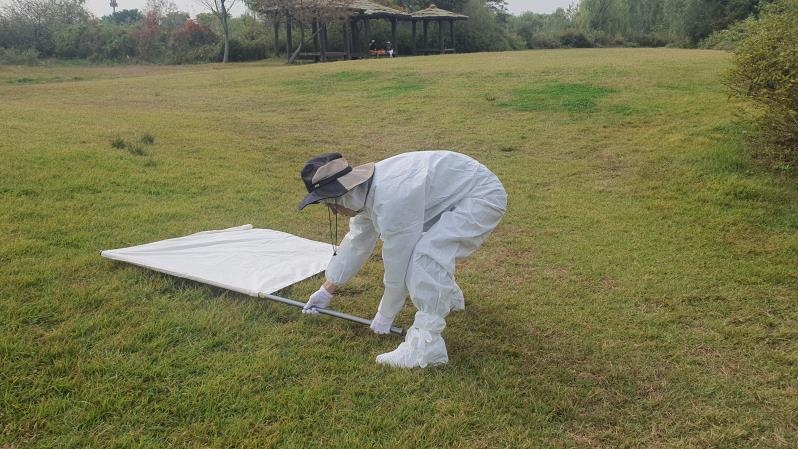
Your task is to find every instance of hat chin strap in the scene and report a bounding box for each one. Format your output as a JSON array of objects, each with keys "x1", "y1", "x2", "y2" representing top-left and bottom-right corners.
[{"x1": 328, "y1": 205, "x2": 338, "y2": 256}]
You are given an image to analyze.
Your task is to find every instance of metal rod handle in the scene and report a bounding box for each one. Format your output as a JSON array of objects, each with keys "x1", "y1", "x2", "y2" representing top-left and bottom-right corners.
[{"x1": 259, "y1": 293, "x2": 404, "y2": 336}]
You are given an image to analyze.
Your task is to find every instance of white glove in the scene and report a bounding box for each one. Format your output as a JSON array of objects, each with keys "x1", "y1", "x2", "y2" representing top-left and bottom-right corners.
[
  {"x1": 370, "y1": 311, "x2": 395, "y2": 334},
  {"x1": 303, "y1": 285, "x2": 333, "y2": 314}
]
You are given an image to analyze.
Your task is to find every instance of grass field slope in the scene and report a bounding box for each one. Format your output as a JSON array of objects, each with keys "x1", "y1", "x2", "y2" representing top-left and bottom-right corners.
[{"x1": 1, "y1": 49, "x2": 796, "y2": 448}]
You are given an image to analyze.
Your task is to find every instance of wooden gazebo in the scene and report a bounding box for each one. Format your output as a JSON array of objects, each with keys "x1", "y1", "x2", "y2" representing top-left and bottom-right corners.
[
  {"x1": 268, "y1": 1, "x2": 467, "y2": 62},
  {"x1": 410, "y1": 4, "x2": 468, "y2": 55},
  {"x1": 271, "y1": 0, "x2": 410, "y2": 62},
  {"x1": 347, "y1": 0, "x2": 411, "y2": 58}
]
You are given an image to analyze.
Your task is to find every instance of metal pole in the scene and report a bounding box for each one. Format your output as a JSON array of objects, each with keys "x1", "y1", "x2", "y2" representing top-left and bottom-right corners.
[{"x1": 259, "y1": 293, "x2": 405, "y2": 336}]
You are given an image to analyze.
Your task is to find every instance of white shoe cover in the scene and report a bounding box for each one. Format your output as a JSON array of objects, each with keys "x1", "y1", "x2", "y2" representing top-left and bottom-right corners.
[{"x1": 375, "y1": 328, "x2": 448, "y2": 368}]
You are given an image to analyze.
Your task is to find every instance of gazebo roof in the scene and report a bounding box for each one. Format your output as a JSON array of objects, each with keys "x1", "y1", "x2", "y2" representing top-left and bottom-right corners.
[
  {"x1": 410, "y1": 4, "x2": 468, "y2": 20},
  {"x1": 348, "y1": 0, "x2": 411, "y2": 18},
  {"x1": 261, "y1": 0, "x2": 410, "y2": 19}
]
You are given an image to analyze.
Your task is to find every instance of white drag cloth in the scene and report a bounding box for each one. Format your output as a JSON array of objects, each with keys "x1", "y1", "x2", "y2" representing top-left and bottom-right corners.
[{"x1": 101, "y1": 224, "x2": 333, "y2": 296}]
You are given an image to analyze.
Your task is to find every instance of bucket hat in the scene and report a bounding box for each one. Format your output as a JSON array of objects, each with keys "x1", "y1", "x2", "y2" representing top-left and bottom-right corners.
[{"x1": 298, "y1": 153, "x2": 375, "y2": 210}]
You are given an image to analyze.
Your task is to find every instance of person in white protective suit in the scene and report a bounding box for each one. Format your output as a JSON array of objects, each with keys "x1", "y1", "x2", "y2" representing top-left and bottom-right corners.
[{"x1": 298, "y1": 151, "x2": 507, "y2": 368}]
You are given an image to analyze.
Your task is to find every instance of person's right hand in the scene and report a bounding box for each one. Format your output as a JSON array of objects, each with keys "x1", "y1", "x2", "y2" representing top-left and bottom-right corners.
[
  {"x1": 303, "y1": 285, "x2": 333, "y2": 314},
  {"x1": 369, "y1": 311, "x2": 394, "y2": 334}
]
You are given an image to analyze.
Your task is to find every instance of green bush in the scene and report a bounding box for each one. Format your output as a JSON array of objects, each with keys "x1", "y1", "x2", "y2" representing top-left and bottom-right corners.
[
  {"x1": 525, "y1": 33, "x2": 561, "y2": 49},
  {"x1": 561, "y1": 30, "x2": 594, "y2": 48},
  {"x1": 227, "y1": 38, "x2": 268, "y2": 62},
  {"x1": 139, "y1": 133, "x2": 155, "y2": 144},
  {"x1": 0, "y1": 47, "x2": 40, "y2": 65},
  {"x1": 168, "y1": 19, "x2": 219, "y2": 63},
  {"x1": 726, "y1": 0, "x2": 798, "y2": 169},
  {"x1": 53, "y1": 22, "x2": 136, "y2": 61},
  {"x1": 111, "y1": 136, "x2": 127, "y2": 149},
  {"x1": 700, "y1": 17, "x2": 755, "y2": 50}
]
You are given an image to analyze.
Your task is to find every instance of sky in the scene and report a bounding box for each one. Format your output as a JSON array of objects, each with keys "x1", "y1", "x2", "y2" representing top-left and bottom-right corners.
[{"x1": 68, "y1": 0, "x2": 575, "y2": 19}]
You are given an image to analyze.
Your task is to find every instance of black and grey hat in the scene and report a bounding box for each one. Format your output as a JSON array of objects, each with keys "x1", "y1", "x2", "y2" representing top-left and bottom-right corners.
[{"x1": 298, "y1": 153, "x2": 375, "y2": 210}]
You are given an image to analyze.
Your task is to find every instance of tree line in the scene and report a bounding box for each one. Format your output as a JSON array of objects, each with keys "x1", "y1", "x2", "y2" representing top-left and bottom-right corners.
[
  {"x1": 0, "y1": 0, "x2": 785, "y2": 63},
  {"x1": 510, "y1": 0, "x2": 776, "y2": 49}
]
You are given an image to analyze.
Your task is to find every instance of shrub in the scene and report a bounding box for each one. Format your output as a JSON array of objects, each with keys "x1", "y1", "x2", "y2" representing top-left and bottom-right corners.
[
  {"x1": 700, "y1": 17, "x2": 755, "y2": 51},
  {"x1": 226, "y1": 38, "x2": 267, "y2": 62},
  {"x1": 627, "y1": 32, "x2": 669, "y2": 48},
  {"x1": 111, "y1": 137, "x2": 127, "y2": 149},
  {"x1": 130, "y1": 11, "x2": 162, "y2": 61},
  {"x1": 139, "y1": 133, "x2": 155, "y2": 144},
  {"x1": 525, "y1": 33, "x2": 561, "y2": 49},
  {"x1": 127, "y1": 143, "x2": 147, "y2": 156},
  {"x1": 726, "y1": 0, "x2": 798, "y2": 168},
  {"x1": 169, "y1": 19, "x2": 218, "y2": 63},
  {"x1": 171, "y1": 19, "x2": 215, "y2": 47},
  {"x1": 0, "y1": 47, "x2": 40, "y2": 65},
  {"x1": 560, "y1": 30, "x2": 594, "y2": 48}
]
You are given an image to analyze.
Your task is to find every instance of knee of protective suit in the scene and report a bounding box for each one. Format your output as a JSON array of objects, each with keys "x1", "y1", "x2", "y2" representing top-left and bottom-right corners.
[{"x1": 407, "y1": 253, "x2": 457, "y2": 317}]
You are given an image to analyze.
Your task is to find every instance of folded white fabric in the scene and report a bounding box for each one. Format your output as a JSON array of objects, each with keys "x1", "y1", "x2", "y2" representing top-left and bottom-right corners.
[{"x1": 101, "y1": 224, "x2": 333, "y2": 296}]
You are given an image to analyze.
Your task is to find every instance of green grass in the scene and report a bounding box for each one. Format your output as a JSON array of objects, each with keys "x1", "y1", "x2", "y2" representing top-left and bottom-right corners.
[
  {"x1": 503, "y1": 83, "x2": 616, "y2": 113},
  {"x1": 1, "y1": 49, "x2": 796, "y2": 448}
]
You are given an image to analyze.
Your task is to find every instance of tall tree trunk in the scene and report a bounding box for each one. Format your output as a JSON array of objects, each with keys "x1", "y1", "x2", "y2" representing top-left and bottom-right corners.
[
  {"x1": 221, "y1": 0, "x2": 230, "y2": 62},
  {"x1": 287, "y1": 21, "x2": 305, "y2": 64}
]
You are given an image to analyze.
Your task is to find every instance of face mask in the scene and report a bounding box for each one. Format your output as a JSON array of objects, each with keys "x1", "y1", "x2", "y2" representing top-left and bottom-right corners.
[{"x1": 322, "y1": 180, "x2": 372, "y2": 255}]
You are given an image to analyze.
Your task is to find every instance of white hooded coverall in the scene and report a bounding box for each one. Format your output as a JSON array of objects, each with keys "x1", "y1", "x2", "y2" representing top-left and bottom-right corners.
[{"x1": 325, "y1": 151, "x2": 507, "y2": 366}]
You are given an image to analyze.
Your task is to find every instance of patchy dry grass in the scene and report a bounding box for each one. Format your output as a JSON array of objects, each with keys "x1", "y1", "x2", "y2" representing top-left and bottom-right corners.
[{"x1": 1, "y1": 49, "x2": 796, "y2": 448}]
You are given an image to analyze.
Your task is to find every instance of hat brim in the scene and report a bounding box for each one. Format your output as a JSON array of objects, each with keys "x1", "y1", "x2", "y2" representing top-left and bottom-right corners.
[{"x1": 298, "y1": 162, "x2": 374, "y2": 210}]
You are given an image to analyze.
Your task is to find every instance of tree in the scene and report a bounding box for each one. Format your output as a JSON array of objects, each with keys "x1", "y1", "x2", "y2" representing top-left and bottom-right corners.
[
  {"x1": 225, "y1": 13, "x2": 272, "y2": 61},
  {"x1": 197, "y1": 0, "x2": 238, "y2": 62},
  {"x1": 0, "y1": 0, "x2": 89, "y2": 54},
  {"x1": 457, "y1": 0, "x2": 514, "y2": 51},
  {"x1": 145, "y1": 0, "x2": 179, "y2": 17},
  {"x1": 662, "y1": 0, "x2": 767, "y2": 46},
  {"x1": 169, "y1": 18, "x2": 218, "y2": 62},
  {"x1": 162, "y1": 10, "x2": 190, "y2": 34},
  {"x1": 102, "y1": 8, "x2": 144, "y2": 24},
  {"x1": 131, "y1": 9, "x2": 160, "y2": 59},
  {"x1": 577, "y1": 0, "x2": 628, "y2": 37}
]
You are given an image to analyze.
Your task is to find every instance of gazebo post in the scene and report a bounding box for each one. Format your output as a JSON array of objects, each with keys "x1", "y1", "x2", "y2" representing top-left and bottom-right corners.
[
  {"x1": 411, "y1": 19, "x2": 417, "y2": 55},
  {"x1": 422, "y1": 20, "x2": 428, "y2": 53},
  {"x1": 273, "y1": 17, "x2": 280, "y2": 56},
  {"x1": 343, "y1": 21, "x2": 351, "y2": 60},
  {"x1": 321, "y1": 23, "x2": 328, "y2": 62},
  {"x1": 312, "y1": 20, "x2": 320, "y2": 62},
  {"x1": 364, "y1": 18, "x2": 370, "y2": 56},
  {"x1": 391, "y1": 18, "x2": 397, "y2": 56},
  {"x1": 449, "y1": 19, "x2": 455, "y2": 52},
  {"x1": 286, "y1": 18, "x2": 293, "y2": 61},
  {"x1": 350, "y1": 19, "x2": 358, "y2": 56},
  {"x1": 438, "y1": 18, "x2": 444, "y2": 54}
]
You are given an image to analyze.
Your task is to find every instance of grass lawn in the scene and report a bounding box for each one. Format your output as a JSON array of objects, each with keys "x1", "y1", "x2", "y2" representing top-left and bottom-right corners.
[{"x1": 1, "y1": 49, "x2": 796, "y2": 448}]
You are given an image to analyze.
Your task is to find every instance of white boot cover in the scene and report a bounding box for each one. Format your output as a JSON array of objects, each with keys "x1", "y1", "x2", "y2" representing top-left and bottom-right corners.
[{"x1": 375, "y1": 327, "x2": 448, "y2": 368}]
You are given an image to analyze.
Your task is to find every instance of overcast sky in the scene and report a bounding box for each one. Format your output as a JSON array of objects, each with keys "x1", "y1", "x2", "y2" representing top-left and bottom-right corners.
[{"x1": 61, "y1": 0, "x2": 576, "y2": 19}]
